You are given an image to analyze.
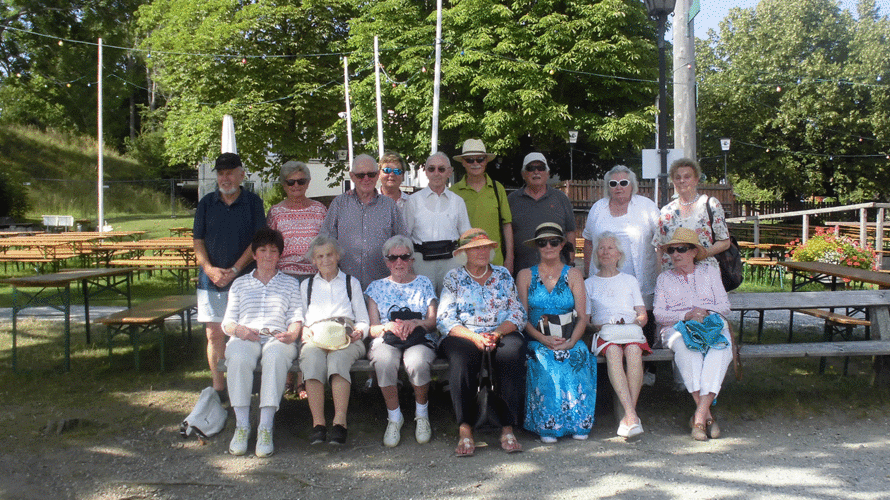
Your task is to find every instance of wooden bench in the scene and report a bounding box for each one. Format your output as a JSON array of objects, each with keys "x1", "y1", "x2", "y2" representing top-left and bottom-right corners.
[{"x1": 97, "y1": 295, "x2": 197, "y2": 371}]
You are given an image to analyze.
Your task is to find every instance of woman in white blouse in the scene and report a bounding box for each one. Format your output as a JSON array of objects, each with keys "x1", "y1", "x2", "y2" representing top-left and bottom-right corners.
[
  {"x1": 404, "y1": 152, "x2": 472, "y2": 294},
  {"x1": 299, "y1": 234, "x2": 370, "y2": 446}
]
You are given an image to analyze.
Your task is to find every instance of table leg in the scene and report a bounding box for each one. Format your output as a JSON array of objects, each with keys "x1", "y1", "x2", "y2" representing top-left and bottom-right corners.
[
  {"x1": 63, "y1": 284, "x2": 71, "y2": 372},
  {"x1": 12, "y1": 287, "x2": 19, "y2": 373},
  {"x1": 81, "y1": 278, "x2": 91, "y2": 344}
]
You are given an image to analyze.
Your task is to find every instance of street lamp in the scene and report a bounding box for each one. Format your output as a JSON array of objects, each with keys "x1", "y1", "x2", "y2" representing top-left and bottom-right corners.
[
  {"x1": 720, "y1": 137, "x2": 731, "y2": 184},
  {"x1": 644, "y1": 0, "x2": 676, "y2": 207},
  {"x1": 568, "y1": 129, "x2": 579, "y2": 182}
]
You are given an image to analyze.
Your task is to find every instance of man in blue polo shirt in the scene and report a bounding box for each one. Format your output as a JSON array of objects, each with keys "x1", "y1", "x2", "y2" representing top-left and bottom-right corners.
[{"x1": 193, "y1": 152, "x2": 266, "y2": 400}]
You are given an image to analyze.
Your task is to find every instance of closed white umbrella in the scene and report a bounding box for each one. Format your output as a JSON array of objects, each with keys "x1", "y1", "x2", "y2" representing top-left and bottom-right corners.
[{"x1": 221, "y1": 114, "x2": 237, "y2": 154}]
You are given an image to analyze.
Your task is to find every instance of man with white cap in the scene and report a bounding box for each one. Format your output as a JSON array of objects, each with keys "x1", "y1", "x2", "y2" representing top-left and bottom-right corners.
[
  {"x1": 507, "y1": 152, "x2": 576, "y2": 272},
  {"x1": 451, "y1": 139, "x2": 514, "y2": 273}
]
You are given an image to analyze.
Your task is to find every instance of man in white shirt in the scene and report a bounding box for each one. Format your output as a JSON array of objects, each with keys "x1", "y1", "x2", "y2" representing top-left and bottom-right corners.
[{"x1": 404, "y1": 152, "x2": 472, "y2": 293}]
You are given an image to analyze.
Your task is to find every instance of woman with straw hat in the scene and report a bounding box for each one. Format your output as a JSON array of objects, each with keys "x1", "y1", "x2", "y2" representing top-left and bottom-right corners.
[{"x1": 437, "y1": 228, "x2": 527, "y2": 456}]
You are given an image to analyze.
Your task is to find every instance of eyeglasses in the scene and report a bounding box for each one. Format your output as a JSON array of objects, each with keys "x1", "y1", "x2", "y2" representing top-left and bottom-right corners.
[
  {"x1": 525, "y1": 163, "x2": 547, "y2": 172},
  {"x1": 284, "y1": 178, "x2": 308, "y2": 186},
  {"x1": 535, "y1": 237, "x2": 564, "y2": 248},
  {"x1": 463, "y1": 157, "x2": 487, "y2": 164},
  {"x1": 386, "y1": 253, "x2": 413, "y2": 262},
  {"x1": 608, "y1": 179, "x2": 631, "y2": 188},
  {"x1": 666, "y1": 245, "x2": 693, "y2": 254},
  {"x1": 353, "y1": 171, "x2": 378, "y2": 179},
  {"x1": 426, "y1": 166, "x2": 448, "y2": 173},
  {"x1": 381, "y1": 167, "x2": 404, "y2": 176}
]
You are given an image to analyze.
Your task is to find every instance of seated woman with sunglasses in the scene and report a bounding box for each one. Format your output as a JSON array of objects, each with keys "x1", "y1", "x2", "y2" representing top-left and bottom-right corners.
[
  {"x1": 267, "y1": 161, "x2": 328, "y2": 280},
  {"x1": 654, "y1": 228, "x2": 732, "y2": 442},
  {"x1": 365, "y1": 235, "x2": 439, "y2": 447},
  {"x1": 404, "y1": 152, "x2": 472, "y2": 294},
  {"x1": 515, "y1": 223, "x2": 595, "y2": 444},
  {"x1": 379, "y1": 151, "x2": 410, "y2": 211}
]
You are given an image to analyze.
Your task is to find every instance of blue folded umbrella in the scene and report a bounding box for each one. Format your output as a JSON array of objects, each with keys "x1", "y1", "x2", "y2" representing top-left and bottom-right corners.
[{"x1": 674, "y1": 313, "x2": 729, "y2": 355}]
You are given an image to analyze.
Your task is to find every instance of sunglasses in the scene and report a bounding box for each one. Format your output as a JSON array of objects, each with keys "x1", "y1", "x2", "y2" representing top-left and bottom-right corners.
[
  {"x1": 525, "y1": 163, "x2": 547, "y2": 172},
  {"x1": 463, "y1": 157, "x2": 487, "y2": 164},
  {"x1": 608, "y1": 179, "x2": 631, "y2": 188},
  {"x1": 536, "y1": 237, "x2": 564, "y2": 248},
  {"x1": 666, "y1": 245, "x2": 694, "y2": 254},
  {"x1": 354, "y1": 171, "x2": 378, "y2": 179},
  {"x1": 386, "y1": 253, "x2": 413, "y2": 262},
  {"x1": 284, "y1": 178, "x2": 308, "y2": 186},
  {"x1": 426, "y1": 166, "x2": 448, "y2": 173},
  {"x1": 381, "y1": 167, "x2": 404, "y2": 176}
]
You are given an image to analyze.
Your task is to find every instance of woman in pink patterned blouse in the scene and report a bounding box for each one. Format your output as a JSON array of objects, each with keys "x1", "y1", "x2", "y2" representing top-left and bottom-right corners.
[{"x1": 267, "y1": 161, "x2": 328, "y2": 280}]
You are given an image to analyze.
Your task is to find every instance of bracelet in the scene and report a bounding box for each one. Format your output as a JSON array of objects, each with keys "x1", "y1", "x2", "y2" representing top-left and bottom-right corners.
[{"x1": 230, "y1": 266, "x2": 240, "y2": 274}]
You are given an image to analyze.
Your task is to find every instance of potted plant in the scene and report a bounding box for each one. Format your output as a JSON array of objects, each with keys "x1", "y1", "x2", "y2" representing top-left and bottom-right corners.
[{"x1": 787, "y1": 227, "x2": 878, "y2": 281}]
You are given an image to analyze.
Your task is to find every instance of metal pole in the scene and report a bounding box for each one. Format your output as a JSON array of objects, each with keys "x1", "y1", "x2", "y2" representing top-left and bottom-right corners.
[
  {"x1": 570, "y1": 145, "x2": 574, "y2": 182},
  {"x1": 97, "y1": 38, "x2": 104, "y2": 232},
  {"x1": 430, "y1": 0, "x2": 443, "y2": 155},
  {"x1": 374, "y1": 35, "x2": 384, "y2": 158},
  {"x1": 657, "y1": 14, "x2": 669, "y2": 208},
  {"x1": 343, "y1": 57, "x2": 354, "y2": 168},
  {"x1": 724, "y1": 152, "x2": 727, "y2": 184}
]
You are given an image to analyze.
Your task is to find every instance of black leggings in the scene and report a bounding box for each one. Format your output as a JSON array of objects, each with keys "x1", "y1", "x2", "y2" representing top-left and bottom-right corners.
[{"x1": 438, "y1": 332, "x2": 527, "y2": 427}]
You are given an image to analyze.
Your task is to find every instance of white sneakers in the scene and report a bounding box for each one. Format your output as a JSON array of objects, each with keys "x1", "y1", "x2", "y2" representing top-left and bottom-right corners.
[
  {"x1": 255, "y1": 427, "x2": 274, "y2": 458},
  {"x1": 415, "y1": 416, "x2": 432, "y2": 444},
  {"x1": 383, "y1": 418, "x2": 404, "y2": 447},
  {"x1": 229, "y1": 427, "x2": 249, "y2": 456}
]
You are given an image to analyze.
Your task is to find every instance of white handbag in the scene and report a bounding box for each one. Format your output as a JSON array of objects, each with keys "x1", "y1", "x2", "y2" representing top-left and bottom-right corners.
[{"x1": 179, "y1": 386, "x2": 227, "y2": 440}]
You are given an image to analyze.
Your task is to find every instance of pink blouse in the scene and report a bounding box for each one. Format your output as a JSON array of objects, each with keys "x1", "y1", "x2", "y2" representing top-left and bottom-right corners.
[
  {"x1": 267, "y1": 199, "x2": 327, "y2": 276},
  {"x1": 653, "y1": 262, "x2": 729, "y2": 330}
]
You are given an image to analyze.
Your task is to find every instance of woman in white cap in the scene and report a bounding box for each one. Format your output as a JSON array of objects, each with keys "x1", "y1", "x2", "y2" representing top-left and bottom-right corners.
[
  {"x1": 437, "y1": 228, "x2": 527, "y2": 456},
  {"x1": 654, "y1": 227, "x2": 732, "y2": 441},
  {"x1": 515, "y1": 223, "x2": 595, "y2": 444}
]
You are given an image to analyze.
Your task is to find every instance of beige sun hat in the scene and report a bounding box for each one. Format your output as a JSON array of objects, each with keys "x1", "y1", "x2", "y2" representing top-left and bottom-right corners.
[
  {"x1": 452, "y1": 228, "x2": 499, "y2": 256},
  {"x1": 523, "y1": 222, "x2": 565, "y2": 248},
  {"x1": 661, "y1": 227, "x2": 707, "y2": 261},
  {"x1": 307, "y1": 317, "x2": 355, "y2": 351},
  {"x1": 452, "y1": 139, "x2": 496, "y2": 162}
]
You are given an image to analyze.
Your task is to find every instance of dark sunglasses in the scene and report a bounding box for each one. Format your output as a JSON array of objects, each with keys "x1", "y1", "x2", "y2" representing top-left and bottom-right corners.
[
  {"x1": 386, "y1": 253, "x2": 413, "y2": 262},
  {"x1": 381, "y1": 167, "x2": 404, "y2": 176},
  {"x1": 426, "y1": 166, "x2": 448, "y2": 173},
  {"x1": 535, "y1": 237, "x2": 564, "y2": 248},
  {"x1": 463, "y1": 157, "x2": 487, "y2": 164},
  {"x1": 284, "y1": 178, "x2": 308, "y2": 186},
  {"x1": 525, "y1": 163, "x2": 547, "y2": 172},
  {"x1": 608, "y1": 179, "x2": 631, "y2": 188},
  {"x1": 666, "y1": 245, "x2": 693, "y2": 254},
  {"x1": 354, "y1": 171, "x2": 378, "y2": 179}
]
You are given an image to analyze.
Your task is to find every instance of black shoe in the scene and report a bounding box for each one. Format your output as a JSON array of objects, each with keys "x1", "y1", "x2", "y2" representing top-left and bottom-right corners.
[
  {"x1": 329, "y1": 424, "x2": 347, "y2": 445},
  {"x1": 309, "y1": 425, "x2": 327, "y2": 445}
]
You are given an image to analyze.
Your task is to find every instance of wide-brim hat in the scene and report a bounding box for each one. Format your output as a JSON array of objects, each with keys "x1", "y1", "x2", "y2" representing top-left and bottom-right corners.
[
  {"x1": 307, "y1": 318, "x2": 355, "y2": 351},
  {"x1": 524, "y1": 222, "x2": 565, "y2": 248},
  {"x1": 453, "y1": 228, "x2": 499, "y2": 256},
  {"x1": 522, "y1": 152, "x2": 549, "y2": 172},
  {"x1": 453, "y1": 139, "x2": 496, "y2": 162},
  {"x1": 214, "y1": 152, "x2": 242, "y2": 171},
  {"x1": 661, "y1": 227, "x2": 706, "y2": 261}
]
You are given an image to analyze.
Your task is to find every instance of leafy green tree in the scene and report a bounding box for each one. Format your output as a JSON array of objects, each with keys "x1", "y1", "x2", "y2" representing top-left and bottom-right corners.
[
  {"x1": 136, "y1": 0, "x2": 354, "y2": 177},
  {"x1": 697, "y1": 0, "x2": 890, "y2": 203},
  {"x1": 341, "y1": 0, "x2": 659, "y2": 181}
]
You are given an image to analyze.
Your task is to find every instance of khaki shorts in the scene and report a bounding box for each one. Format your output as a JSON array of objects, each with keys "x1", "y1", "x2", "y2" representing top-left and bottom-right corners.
[{"x1": 299, "y1": 341, "x2": 366, "y2": 384}]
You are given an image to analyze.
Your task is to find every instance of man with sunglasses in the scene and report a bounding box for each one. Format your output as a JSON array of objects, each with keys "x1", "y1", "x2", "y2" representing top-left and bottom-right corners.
[
  {"x1": 404, "y1": 152, "x2": 472, "y2": 293},
  {"x1": 507, "y1": 152, "x2": 576, "y2": 273},
  {"x1": 378, "y1": 151, "x2": 410, "y2": 212},
  {"x1": 451, "y1": 139, "x2": 515, "y2": 273},
  {"x1": 322, "y1": 154, "x2": 408, "y2": 289}
]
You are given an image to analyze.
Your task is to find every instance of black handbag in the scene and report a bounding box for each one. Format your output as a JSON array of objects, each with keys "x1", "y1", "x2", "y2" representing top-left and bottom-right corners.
[
  {"x1": 382, "y1": 306, "x2": 431, "y2": 350},
  {"x1": 474, "y1": 350, "x2": 508, "y2": 430},
  {"x1": 706, "y1": 197, "x2": 744, "y2": 292}
]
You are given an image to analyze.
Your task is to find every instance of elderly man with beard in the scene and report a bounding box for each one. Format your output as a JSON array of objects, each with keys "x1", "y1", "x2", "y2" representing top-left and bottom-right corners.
[
  {"x1": 193, "y1": 152, "x2": 267, "y2": 402},
  {"x1": 507, "y1": 152, "x2": 576, "y2": 272}
]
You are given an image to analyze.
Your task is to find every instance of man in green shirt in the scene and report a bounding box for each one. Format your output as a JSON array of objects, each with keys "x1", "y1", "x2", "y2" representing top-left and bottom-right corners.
[{"x1": 451, "y1": 139, "x2": 514, "y2": 273}]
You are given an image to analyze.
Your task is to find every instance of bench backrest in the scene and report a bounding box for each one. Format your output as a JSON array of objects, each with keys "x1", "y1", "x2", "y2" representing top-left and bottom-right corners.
[{"x1": 729, "y1": 290, "x2": 890, "y2": 311}]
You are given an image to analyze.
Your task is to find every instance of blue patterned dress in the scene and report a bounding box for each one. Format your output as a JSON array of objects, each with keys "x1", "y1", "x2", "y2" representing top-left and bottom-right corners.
[{"x1": 524, "y1": 265, "x2": 597, "y2": 438}]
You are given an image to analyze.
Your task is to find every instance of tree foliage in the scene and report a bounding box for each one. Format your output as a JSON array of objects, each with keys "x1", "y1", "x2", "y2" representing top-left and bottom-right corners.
[{"x1": 697, "y1": 0, "x2": 890, "y2": 203}]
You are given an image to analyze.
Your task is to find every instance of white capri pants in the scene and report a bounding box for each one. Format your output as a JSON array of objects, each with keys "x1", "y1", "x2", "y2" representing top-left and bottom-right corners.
[
  {"x1": 299, "y1": 341, "x2": 366, "y2": 385},
  {"x1": 413, "y1": 256, "x2": 459, "y2": 295},
  {"x1": 367, "y1": 339, "x2": 436, "y2": 388},
  {"x1": 225, "y1": 337, "x2": 299, "y2": 410},
  {"x1": 661, "y1": 325, "x2": 733, "y2": 397}
]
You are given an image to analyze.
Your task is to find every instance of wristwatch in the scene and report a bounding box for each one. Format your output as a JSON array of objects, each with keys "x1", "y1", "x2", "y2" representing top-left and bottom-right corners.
[{"x1": 230, "y1": 265, "x2": 240, "y2": 275}]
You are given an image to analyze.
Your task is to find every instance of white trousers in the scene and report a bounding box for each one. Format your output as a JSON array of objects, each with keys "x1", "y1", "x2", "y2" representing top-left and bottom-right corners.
[
  {"x1": 662, "y1": 326, "x2": 732, "y2": 396},
  {"x1": 367, "y1": 339, "x2": 436, "y2": 387},
  {"x1": 225, "y1": 338, "x2": 298, "y2": 409}
]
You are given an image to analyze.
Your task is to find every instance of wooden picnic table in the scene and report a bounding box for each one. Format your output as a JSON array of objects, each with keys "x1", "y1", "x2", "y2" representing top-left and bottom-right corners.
[
  {"x1": 90, "y1": 238, "x2": 195, "y2": 266},
  {"x1": 168, "y1": 227, "x2": 192, "y2": 237},
  {"x1": 780, "y1": 261, "x2": 890, "y2": 291},
  {"x1": 0, "y1": 267, "x2": 135, "y2": 372}
]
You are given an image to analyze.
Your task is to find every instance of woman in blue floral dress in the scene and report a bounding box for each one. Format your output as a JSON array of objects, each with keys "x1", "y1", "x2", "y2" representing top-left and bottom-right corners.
[{"x1": 515, "y1": 223, "x2": 596, "y2": 443}]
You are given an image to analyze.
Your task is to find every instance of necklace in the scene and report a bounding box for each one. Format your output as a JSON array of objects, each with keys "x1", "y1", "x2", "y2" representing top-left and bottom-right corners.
[
  {"x1": 465, "y1": 265, "x2": 490, "y2": 280},
  {"x1": 679, "y1": 195, "x2": 698, "y2": 207}
]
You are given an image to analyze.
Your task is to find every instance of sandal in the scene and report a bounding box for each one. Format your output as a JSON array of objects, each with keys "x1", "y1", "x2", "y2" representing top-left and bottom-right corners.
[
  {"x1": 455, "y1": 437, "x2": 475, "y2": 457},
  {"x1": 297, "y1": 382, "x2": 308, "y2": 400},
  {"x1": 706, "y1": 418, "x2": 721, "y2": 439},
  {"x1": 691, "y1": 423, "x2": 708, "y2": 441},
  {"x1": 500, "y1": 433, "x2": 523, "y2": 453}
]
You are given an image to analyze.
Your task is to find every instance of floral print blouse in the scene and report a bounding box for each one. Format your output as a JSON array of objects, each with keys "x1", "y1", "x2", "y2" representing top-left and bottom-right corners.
[
  {"x1": 437, "y1": 265, "x2": 527, "y2": 336},
  {"x1": 653, "y1": 194, "x2": 730, "y2": 271}
]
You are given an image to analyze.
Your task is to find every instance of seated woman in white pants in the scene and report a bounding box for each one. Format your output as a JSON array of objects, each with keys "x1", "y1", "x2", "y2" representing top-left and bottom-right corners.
[
  {"x1": 222, "y1": 228, "x2": 303, "y2": 457},
  {"x1": 366, "y1": 235, "x2": 438, "y2": 447},
  {"x1": 653, "y1": 227, "x2": 732, "y2": 442},
  {"x1": 299, "y1": 235, "x2": 370, "y2": 446}
]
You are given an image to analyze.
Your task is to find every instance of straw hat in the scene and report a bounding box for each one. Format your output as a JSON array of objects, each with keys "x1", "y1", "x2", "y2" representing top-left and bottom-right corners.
[
  {"x1": 453, "y1": 139, "x2": 496, "y2": 162},
  {"x1": 523, "y1": 222, "x2": 565, "y2": 248},
  {"x1": 661, "y1": 227, "x2": 706, "y2": 261},
  {"x1": 307, "y1": 318, "x2": 355, "y2": 351},
  {"x1": 453, "y1": 228, "x2": 499, "y2": 256}
]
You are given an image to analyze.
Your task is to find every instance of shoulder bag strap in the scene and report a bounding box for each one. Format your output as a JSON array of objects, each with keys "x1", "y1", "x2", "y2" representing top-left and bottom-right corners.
[
  {"x1": 306, "y1": 275, "x2": 315, "y2": 306},
  {"x1": 705, "y1": 196, "x2": 716, "y2": 244}
]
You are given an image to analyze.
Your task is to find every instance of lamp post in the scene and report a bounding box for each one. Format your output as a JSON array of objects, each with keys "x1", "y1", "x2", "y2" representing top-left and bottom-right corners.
[
  {"x1": 568, "y1": 129, "x2": 579, "y2": 182},
  {"x1": 720, "y1": 137, "x2": 731, "y2": 184},
  {"x1": 644, "y1": 0, "x2": 676, "y2": 207}
]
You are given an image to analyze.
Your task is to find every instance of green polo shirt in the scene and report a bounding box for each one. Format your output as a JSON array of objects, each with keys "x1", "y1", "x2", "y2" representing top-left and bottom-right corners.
[{"x1": 452, "y1": 174, "x2": 512, "y2": 265}]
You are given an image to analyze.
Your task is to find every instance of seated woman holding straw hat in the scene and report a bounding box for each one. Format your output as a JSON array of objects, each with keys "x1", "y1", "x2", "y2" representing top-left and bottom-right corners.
[{"x1": 437, "y1": 228, "x2": 527, "y2": 456}]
